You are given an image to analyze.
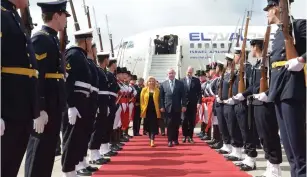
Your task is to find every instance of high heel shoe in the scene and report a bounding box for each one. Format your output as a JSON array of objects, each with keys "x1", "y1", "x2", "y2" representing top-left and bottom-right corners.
[{"x1": 150, "y1": 140, "x2": 155, "y2": 147}]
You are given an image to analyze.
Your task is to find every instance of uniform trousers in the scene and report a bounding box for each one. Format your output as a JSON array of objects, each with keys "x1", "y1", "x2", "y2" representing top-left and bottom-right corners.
[
  {"x1": 275, "y1": 100, "x2": 306, "y2": 177},
  {"x1": 223, "y1": 104, "x2": 242, "y2": 147},
  {"x1": 182, "y1": 103, "x2": 197, "y2": 138},
  {"x1": 215, "y1": 103, "x2": 231, "y2": 144},
  {"x1": 25, "y1": 103, "x2": 63, "y2": 177},
  {"x1": 1, "y1": 120, "x2": 32, "y2": 177},
  {"x1": 61, "y1": 94, "x2": 90, "y2": 172},
  {"x1": 80, "y1": 93, "x2": 98, "y2": 160},
  {"x1": 107, "y1": 96, "x2": 117, "y2": 139},
  {"x1": 89, "y1": 95, "x2": 109, "y2": 149},
  {"x1": 133, "y1": 105, "x2": 141, "y2": 135},
  {"x1": 166, "y1": 111, "x2": 181, "y2": 142},
  {"x1": 254, "y1": 103, "x2": 282, "y2": 164},
  {"x1": 234, "y1": 102, "x2": 257, "y2": 158}
]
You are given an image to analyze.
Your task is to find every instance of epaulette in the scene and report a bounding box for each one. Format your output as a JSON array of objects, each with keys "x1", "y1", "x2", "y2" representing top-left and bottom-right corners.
[
  {"x1": 1, "y1": 6, "x2": 7, "y2": 11},
  {"x1": 37, "y1": 30, "x2": 50, "y2": 36}
]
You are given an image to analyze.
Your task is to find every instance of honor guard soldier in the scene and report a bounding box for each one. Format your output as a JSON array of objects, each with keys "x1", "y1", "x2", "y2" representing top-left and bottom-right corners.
[
  {"x1": 199, "y1": 65, "x2": 211, "y2": 141},
  {"x1": 241, "y1": 37, "x2": 282, "y2": 176},
  {"x1": 263, "y1": 1, "x2": 306, "y2": 176},
  {"x1": 206, "y1": 62, "x2": 223, "y2": 149},
  {"x1": 104, "y1": 59, "x2": 121, "y2": 154},
  {"x1": 225, "y1": 47, "x2": 256, "y2": 164},
  {"x1": 121, "y1": 69, "x2": 132, "y2": 140},
  {"x1": 1, "y1": 0, "x2": 40, "y2": 176},
  {"x1": 61, "y1": 28, "x2": 93, "y2": 177},
  {"x1": 217, "y1": 53, "x2": 236, "y2": 155},
  {"x1": 88, "y1": 51, "x2": 113, "y2": 165},
  {"x1": 131, "y1": 75, "x2": 142, "y2": 136},
  {"x1": 24, "y1": 1, "x2": 70, "y2": 177}
]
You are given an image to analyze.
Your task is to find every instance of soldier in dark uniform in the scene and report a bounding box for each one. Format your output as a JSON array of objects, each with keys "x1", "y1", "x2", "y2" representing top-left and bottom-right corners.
[
  {"x1": 215, "y1": 54, "x2": 233, "y2": 155},
  {"x1": 238, "y1": 37, "x2": 282, "y2": 176},
  {"x1": 263, "y1": 1, "x2": 306, "y2": 176},
  {"x1": 61, "y1": 29, "x2": 93, "y2": 177},
  {"x1": 106, "y1": 59, "x2": 122, "y2": 152},
  {"x1": 1, "y1": 1, "x2": 40, "y2": 176},
  {"x1": 224, "y1": 47, "x2": 256, "y2": 166},
  {"x1": 88, "y1": 52, "x2": 115, "y2": 166},
  {"x1": 154, "y1": 35, "x2": 160, "y2": 55},
  {"x1": 24, "y1": 1, "x2": 70, "y2": 177}
]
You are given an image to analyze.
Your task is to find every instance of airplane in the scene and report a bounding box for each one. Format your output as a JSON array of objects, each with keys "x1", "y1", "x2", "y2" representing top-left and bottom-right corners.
[{"x1": 113, "y1": 25, "x2": 278, "y2": 82}]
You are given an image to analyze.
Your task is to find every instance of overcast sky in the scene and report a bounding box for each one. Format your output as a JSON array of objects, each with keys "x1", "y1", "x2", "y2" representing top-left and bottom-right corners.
[{"x1": 29, "y1": 0, "x2": 306, "y2": 51}]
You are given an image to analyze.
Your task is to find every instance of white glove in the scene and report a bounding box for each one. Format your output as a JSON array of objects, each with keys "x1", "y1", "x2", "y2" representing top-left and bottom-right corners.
[
  {"x1": 254, "y1": 92, "x2": 268, "y2": 102},
  {"x1": 133, "y1": 90, "x2": 137, "y2": 96},
  {"x1": 33, "y1": 111, "x2": 48, "y2": 134},
  {"x1": 216, "y1": 95, "x2": 223, "y2": 103},
  {"x1": 1, "y1": 118, "x2": 5, "y2": 136},
  {"x1": 107, "y1": 107, "x2": 110, "y2": 116},
  {"x1": 233, "y1": 93, "x2": 245, "y2": 101},
  {"x1": 68, "y1": 107, "x2": 82, "y2": 125},
  {"x1": 225, "y1": 98, "x2": 235, "y2": 105},
  {"x1": 40, "y1": 110, "x2": 48, "y2": 125},
  {"x1": 286, "y1": 58, "x2": 305, "y2": 71}
]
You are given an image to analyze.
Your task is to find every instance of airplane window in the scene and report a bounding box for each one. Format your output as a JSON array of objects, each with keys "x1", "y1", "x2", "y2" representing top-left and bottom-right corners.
[
  {"x1": 220, "y1": 43, "x2": 225, "y2": 48},
  {"x1": 213, "y1": 43, "x2": 217, "y2": 48},
  {"x1": 197, "y1": 43, "x2": 202, "y2": 48},
  {"x1": 126, "y1": 41, "x2": 134, "y2": 49},
  {"x1": 205, "y1": 43, "x2": 210, "y2": 48},
  {"x1": 190, "y1": 43, "x2": 194, "y2": 48}
]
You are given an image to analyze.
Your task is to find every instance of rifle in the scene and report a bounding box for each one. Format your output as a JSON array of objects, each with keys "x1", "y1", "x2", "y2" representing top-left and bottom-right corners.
[
  {"x1": 259, "y1": 24, "x2": 271, "y2": 93},
  {"x1": 106, "y1": 15, "x2": 115, "y2": 57},
  {"x1": 68, "y1": 0, "x2": 80, "y2": 31},
  {"x1": 92, "y1": 6, "x2": 104, "y2": 51},
  {"x1": 238, "y1": 11, "x2": 251, "y2": 93},
  {"x1": 59, "y1": 24, "x2": 69, "y2": 74},
  {"x1": 20, "y1": 1, "x2": 37, "y2": 37},
  {"x1": 82, "y1": 0, "x2": 98, "y2": 64},
  {"x1": 279, "y1": 0, "x2": 298, "y2": 60}
]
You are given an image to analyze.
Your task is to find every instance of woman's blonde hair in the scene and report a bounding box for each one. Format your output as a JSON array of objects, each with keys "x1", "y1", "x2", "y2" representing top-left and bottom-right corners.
[{"x1": 145, "y1": 76, "x2": 156, "y2": 87}]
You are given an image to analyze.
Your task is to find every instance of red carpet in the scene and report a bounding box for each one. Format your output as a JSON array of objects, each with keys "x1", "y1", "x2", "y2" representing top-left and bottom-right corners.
[{"x1": 92, "y1": 134, "x2": 251, "y2": 177}]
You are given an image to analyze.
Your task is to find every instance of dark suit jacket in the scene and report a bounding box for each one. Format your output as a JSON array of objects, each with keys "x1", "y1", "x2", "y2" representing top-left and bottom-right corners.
[
  {"x1": 159, "y1": 79, "x2": 187, "y2": 113},
  {"x1": 181, "y1": 76, "x2": 201, "y2": 105},
  {"x1": 134, "y1": 85, "x2": 142, "y2": 106}
]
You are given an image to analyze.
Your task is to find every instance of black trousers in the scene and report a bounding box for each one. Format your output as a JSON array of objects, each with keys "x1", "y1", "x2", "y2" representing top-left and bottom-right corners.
[
  {"x1": 107, "y1": 97, "x2": 117, "y2": 141},
  {"x1": 275, "y1": 100, "x2": 306, "y2": 177},
  {"x1": 80, "y1": 94, "x2": 98, "y2": 160},
  {"x1": 166, "y1": 111, "x2": 181, "y2": 142},
  {"x1": 223, "y1": 105, "x2": 242, "y2": 147},
  {"x1": 182, "y1": 103, "x2": 197, "y2": 138},
  {"x1": 158, "y1": 118, "x2": 166, "y2": 134},
  {"x1": 61, "y1": 95, "x2": 89, "y2": 172},
  {"x1": 89, "y1": 96, "x2": 109, "y2": 149},
  {"x1": 1, "y1": 120, "x2": 32, "y2": 177},
  {"x1": 25, "y1": 105, "x2": 62, "y2": 177},
  {"x1": 133, "y1": 105, "x2": 141, "y2": 135},
  {"x1": 234, "y1": 102, "x2": 257, "y2": 158},
  {"x1": 254, "y1": 103, "x2": 282, "y2": 164},
  {"x1": 215, "y1": 103, "x2": 231, "y2": 144}
]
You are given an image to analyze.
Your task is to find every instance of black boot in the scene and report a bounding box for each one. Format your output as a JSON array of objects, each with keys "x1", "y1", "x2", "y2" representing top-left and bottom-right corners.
[{"x1": 201, "y1": 124, "x2": 211, "y2": 140}]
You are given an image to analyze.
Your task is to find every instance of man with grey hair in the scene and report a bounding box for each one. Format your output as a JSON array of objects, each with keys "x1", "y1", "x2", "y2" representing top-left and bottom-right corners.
[
  {"x1": 160, "y1": 68, "x2": 187, "y2": 147},
  {"x1": 181, "y1": 66, "x2": 201, "y2": 143}
]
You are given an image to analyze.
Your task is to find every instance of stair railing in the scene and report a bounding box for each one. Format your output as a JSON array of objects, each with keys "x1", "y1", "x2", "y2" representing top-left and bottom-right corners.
[{"x1": 175, "y1": 38, "x2": 182, "y2": 79}]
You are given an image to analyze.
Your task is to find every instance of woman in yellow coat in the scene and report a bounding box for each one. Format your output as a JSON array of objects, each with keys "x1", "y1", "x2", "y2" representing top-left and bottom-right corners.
[{"x1": 140, "y1": 76, "x2": 161, "y2": 147}]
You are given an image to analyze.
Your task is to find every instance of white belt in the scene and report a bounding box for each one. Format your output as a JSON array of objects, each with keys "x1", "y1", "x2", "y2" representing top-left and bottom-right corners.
[
  {"x1": 75, "y1": 81, "x2": 98, "y2": 93},
  {"x1": 98, "y1": 91, "x2": 109, "y2": 95},
  {"x1": 109, "y1": 92, "x2": 118, "y2": 97}
]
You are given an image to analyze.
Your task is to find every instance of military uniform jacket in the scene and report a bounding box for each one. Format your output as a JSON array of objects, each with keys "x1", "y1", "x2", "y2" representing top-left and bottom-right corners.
[
  {"x1": 133, "y1": 84, "x2": 142, "y2": 105},
  {"x1": 107, "y1": 72, "x2": 120, "y2": 99},
  {"x1": 221, "y1": 71, "x2": 232, "y2": 100},
  {"x1": 65, "y1": 47, "x2": 92, "y2": 107},
  {"x1": 32, "y1": 26, "x2": 66, "y2": 112},
  {"x1": 231, "y1": 62, "x2": 252, "y2": 97},
  {"x1": 243, "y1": 60, "x2": 269, "y2": 97},
  {"x1": 201, "y1": 81, "x2": 210, "y2": 98},
  {"x1": 97, "y1": 67, "x2": 109, "y2": 105},
  {"x1": 268, "y1": 19, "x2": 306, "y2": 102},
  {"x1": 1, "y1": 1, "x2": 40, "y2": 121},
  {"x1": 87, "y1": 59, "x2": 99, "y2": 103}
]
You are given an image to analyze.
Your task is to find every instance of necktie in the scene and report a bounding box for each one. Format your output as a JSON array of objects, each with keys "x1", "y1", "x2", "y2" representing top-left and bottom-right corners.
[
  {"x1": 187, "y1": 77, "x2": 191, "y2": 88},
  {"x1": 170, "y1": 80, "x2": 174, "y2": 93}
]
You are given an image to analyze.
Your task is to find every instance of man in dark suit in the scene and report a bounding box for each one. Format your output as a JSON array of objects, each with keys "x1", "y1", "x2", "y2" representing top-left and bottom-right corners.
[
  {"x1": 132, "y1": 75, "x2": 142, "y2": 136},
  {"x1": 181, "y1": 67, "x2": 201, "y2": 143},
  {"x1": 160, "y1": 68, "x2": 187, "y2": 147}
]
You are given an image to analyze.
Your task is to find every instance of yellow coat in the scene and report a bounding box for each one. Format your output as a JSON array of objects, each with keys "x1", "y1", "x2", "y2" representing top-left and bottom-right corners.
[{"x1": 140, "y1": 87, "x2": 161, "y2": 119}]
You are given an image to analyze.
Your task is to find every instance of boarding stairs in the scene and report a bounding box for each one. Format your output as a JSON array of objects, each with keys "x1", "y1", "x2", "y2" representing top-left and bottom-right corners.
[{"x1": 148, "y1": 54, "x2": 177, "y2": 83}]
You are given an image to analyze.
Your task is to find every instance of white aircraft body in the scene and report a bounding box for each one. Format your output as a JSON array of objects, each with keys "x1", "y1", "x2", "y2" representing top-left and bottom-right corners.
[{"x1": 114, "y1": 25, "x2": 278, "y2": 82}]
